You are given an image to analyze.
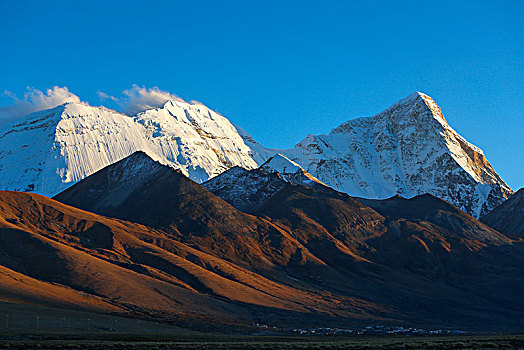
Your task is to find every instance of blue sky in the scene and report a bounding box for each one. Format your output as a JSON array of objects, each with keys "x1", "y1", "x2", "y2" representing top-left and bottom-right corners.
[{"x1": 0, "y1": 0, "x2": 522, "y2": 189}]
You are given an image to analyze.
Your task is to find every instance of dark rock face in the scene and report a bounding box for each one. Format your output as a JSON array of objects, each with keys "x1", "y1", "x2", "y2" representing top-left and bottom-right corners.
[{"x1": 481, "y1": 188, "x2": 524, "y2": 239}]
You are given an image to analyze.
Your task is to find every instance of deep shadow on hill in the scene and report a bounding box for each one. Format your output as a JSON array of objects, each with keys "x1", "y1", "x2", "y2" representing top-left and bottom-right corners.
[{"x1": 0, "y1": 152, "x2": 520, "y2": 332}]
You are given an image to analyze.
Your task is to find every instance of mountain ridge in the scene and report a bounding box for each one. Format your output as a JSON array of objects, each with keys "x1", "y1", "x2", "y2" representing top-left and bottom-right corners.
[
  {"x1": 51, "y1": 151, "x2": 524, "y2": 331},
  {"x1": 0, "y1": 99, "x2": 257, "y2": 196},
  {"x1": 272, "y1": 92, "x2": 513, "y2": 217},
  {"x1": 0, "y1": 92, "x2": 513, "y2": 217},
  {"x1": 203, "y1": 153, "x2": 329, "y2": 212}
]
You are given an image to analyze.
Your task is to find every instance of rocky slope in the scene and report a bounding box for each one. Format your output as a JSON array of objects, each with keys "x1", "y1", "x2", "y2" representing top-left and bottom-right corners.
[
  {"x1": 0, "y1": 100, "x2": 257, "y2": 196},
  {"x1": 203, "y1": 153, "x2": 327, "y2": 212},
  {"x1": 53, "y1": 152, "x2": 317, "y2": 272},
  {"x1": 273, "y1": 92, "x2": 513, "y2": 217},
  {"x1": 47, "y1": 152, "x2": 524, "y2": 331},
  {"x1": 205, "y1": 156, "x2": 524, "y2": 316},
  {"x1": 1, "y1": 190, "x2": 370, "y2": 329},
  {"x1": 481, "y1": 188, "x2": 524, "y2": 239}
]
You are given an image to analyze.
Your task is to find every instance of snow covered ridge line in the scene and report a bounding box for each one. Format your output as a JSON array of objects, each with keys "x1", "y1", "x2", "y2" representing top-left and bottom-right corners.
[
  {"x1": 268, "y1": 92, "x2": 513, "y2": 217},
  {"x1": 259, "y1": 153, "x2": 326, "y2": 186},
  {"x1": 0, "y1": 98, "x2": 257, "y2": 196},
  {"x1": 0, "y1": 91, "x2": 513, "y2": 217},
  {"x1": 203, "y1": 153, "x2": 329, "y2": 212}
]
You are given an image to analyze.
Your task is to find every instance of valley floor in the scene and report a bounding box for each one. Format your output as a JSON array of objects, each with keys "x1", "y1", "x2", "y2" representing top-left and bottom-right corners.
[
  {"x1": 1, "y1": 301, "x2": 523, "y2": 349},
  {"x1": 1, "y1": 332, "x2": 523, "y2": 349}
]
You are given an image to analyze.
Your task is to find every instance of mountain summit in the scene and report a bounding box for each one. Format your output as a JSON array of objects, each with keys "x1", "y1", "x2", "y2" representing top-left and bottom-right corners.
[
  {"x1": 271, "y1": 92, "x2": 513, "y2": 217},
  {"x1": 0, "y1": 100, "x2": 257, "y2": 196},
  {"x1": 204, "y1": 153, "x2": 327, "y2": 212},
  {"x1": 0, "y1": 92, "x2": 512, "y2": 217},
  {"x1": 259, "y1": 153, "x2": 325, "y2": 187}
]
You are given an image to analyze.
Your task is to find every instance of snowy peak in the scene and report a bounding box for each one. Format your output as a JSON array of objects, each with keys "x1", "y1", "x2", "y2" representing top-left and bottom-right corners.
[
  {"x1": 204, "y1": 155, "x2": 328, "y2": 213},
  {"x1": 132, "y1": 98, "x2": 258, "y2": 180},
  {"x1": 1, "y1": 102, "x2": 92, "y2": 136},
  {"x1": 416, "y1": 92, "x2": 449, "y2": 124},
  {"x1": 276, "y1": 92, "x2": 513, "y2": 217},
  {"x1": 331, "y1": 91, "x2": 445, "y2": 137},
  {"x1": 0, "y1": 103, "x2": 141, "y2": 195},
  {"x1": 389, "y1": 91, "x2": 448, "y2": 125},
  {"x1": 259, "y1": 153, "x2": 325, "y2": 187},
  {"x1": 390, "y1": 91, "x2": 436, "y2": 108},
  {"x1": 385, "y1": 91, "x2": 442, "y2": 116},
  {"x1": 260, "y1": 153, "x2": 303, "y2": 175},
  {"x1": 0, "y1": 99, "x2": 258, "y2": 197},
  {"x1": 388, "y1": 91, "x2": 428, "y2": 108}
]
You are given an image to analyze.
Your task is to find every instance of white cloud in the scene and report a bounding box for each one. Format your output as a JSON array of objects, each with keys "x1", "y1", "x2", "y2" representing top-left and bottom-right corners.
[
  {"x1": 96, "y1": 90, "x2": 118, "y2": 102},
  {"x1": 99, "y1": 85, "x2": 184, "y2": 115},
  {"x1": 0, "y1": 85, "x2": 186, "y2": 130},
  {"x1": 0, "y1": 86, "x2": 82, "y2": 128}
]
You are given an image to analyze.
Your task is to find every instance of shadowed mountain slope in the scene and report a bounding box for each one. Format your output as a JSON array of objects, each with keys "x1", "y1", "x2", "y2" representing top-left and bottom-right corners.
[
  {"x1": 207, "y1": 163, "x2": 524, "y2": 315},
  {"x1": 53, "y1": 152, "x2": 319, "y2": 273},
  {"x1": 48, "y1": 152, "x2": 524, "y2": 331},
  {"x1": 481, "y1": 188, "x2": 524, "y2": 239},
  {"x1": 1, "y1": 191, "x2": 397, "y2": 329}
]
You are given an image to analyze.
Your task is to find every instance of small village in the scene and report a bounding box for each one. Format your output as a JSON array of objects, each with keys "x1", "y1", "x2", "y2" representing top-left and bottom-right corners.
[{"x1": 254, "y1": 323, "x2": 465, "y2": 336}]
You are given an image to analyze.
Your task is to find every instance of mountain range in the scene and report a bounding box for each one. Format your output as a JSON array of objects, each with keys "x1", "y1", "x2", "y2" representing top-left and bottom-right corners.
[
  {"x1": 0, "y1": 92, "x2": 513, "y2": 217},
  {"x1": 0, "y1": 91, "x2": 522, "y2": 332},
  {"x1": 0, "y1": 151, "x2": 520, "y2": 331}
]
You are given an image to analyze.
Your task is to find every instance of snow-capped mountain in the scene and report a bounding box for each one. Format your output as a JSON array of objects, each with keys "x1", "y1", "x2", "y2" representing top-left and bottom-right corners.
[
  {"x1": 258, "y1": 153, "x2": 326, "y2": 187},
  {"x1": 240, "y1": 92, "x2": 512, "y2": 217},
  {"x1": 0, "y1": 91, "x2": 513, "y2": 217},
  {"x1": 0, "y1": 100, "x2": 257, "y2": 196},
  {"x1": 134, "y1": 100, "x2": 257, "y2": 180},
  {"x1": 203, "y1": 153, "x2": 326, "y2": 212}
]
